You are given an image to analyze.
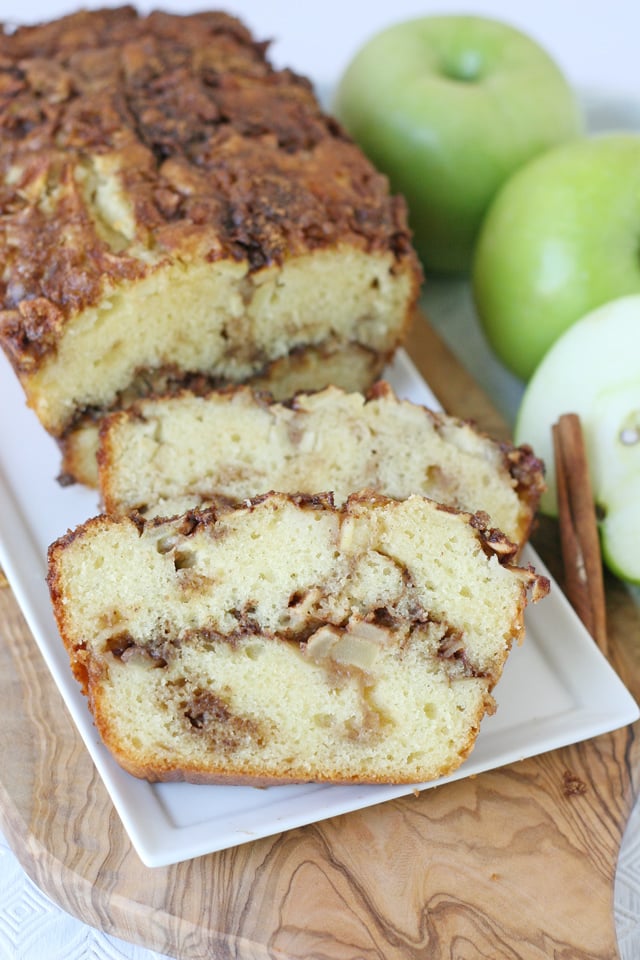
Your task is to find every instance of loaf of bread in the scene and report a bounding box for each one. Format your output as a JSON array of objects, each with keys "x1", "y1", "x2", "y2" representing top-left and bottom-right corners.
[
  {"x1": 97, "y1": 381, "x2": 545, "y2": 549},
  {"x1": 47, "y1": 491, "x2": 549, "y2": 785},
  {"x1": 0, "y1": 8, "x2": 421, "y2": 485}
]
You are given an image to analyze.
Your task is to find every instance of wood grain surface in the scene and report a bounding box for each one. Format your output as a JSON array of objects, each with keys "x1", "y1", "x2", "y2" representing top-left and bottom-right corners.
[{"x1": 0, "y1": 314, "x2": 638, "y2": 960}]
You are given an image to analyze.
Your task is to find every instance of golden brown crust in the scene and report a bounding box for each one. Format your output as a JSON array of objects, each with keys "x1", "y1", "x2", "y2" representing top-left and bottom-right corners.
[
  {"x1": 0, "y1": 7, "x2": 419, "y2": 375},
  {"x1": 502, "y1": 442, "x2": 547, "y2": 532}
]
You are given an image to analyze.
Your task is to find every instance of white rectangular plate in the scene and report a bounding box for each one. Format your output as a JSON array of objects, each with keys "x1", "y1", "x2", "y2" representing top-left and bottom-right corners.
[{"x1": 0, "y1": 347, "x2": 637, "y2": 867}]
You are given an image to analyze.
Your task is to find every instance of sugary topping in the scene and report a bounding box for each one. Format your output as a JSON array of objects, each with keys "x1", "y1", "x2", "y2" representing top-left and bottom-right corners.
[{"x1": 0, "y1": 8, "x2": 417, "y2": 365}]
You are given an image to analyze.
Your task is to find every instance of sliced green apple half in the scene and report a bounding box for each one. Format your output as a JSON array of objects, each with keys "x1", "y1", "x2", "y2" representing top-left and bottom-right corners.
[{"x1": 514, "y1": 294, "x2": 640, "y2": 583}]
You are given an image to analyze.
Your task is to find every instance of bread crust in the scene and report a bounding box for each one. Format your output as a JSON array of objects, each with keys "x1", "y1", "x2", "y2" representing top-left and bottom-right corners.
[{"x1": 0, "y1": 7, "x2": 420, "y2": 384}]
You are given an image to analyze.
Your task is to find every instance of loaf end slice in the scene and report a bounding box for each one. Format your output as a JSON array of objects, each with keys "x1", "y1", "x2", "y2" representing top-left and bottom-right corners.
[{"x1": 0, "y1": 8, "x2": 421, "y2": 484}]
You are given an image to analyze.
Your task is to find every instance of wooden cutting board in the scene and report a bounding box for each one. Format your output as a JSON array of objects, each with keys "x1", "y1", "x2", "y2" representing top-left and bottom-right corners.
[{"x1": 0, "y1": 315, "x2": 638, "y2": 960}]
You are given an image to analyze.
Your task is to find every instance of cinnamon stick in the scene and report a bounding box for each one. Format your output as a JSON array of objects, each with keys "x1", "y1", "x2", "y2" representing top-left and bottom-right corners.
[{"x1": 552, "y1": 413, "x2": 608, "y2": 657}]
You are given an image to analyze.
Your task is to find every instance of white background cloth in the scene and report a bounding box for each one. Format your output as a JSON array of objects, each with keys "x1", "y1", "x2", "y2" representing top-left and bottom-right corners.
[{"x1": 1, "y1": 0, "x2": 639, "y2": 957}]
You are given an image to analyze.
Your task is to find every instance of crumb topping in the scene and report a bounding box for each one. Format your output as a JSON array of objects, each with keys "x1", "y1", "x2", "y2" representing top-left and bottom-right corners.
[{"x1": 0, "y1": 8, "x2": 416, "y2": 365}]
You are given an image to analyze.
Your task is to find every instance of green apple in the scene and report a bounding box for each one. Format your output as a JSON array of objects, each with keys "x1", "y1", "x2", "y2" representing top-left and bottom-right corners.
[
  {"x1": 333, "y1": 15, "x2": 582, "y2": 275},
  {"x1": 514, "y1": 295, "x2": 640, "y2": 582},
  {"x1": 473, "y1": 133, "x2": 640, "y2": 381}
]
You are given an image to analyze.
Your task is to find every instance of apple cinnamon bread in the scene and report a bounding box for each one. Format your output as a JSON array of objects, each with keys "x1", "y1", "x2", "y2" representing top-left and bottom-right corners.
[
  {"x1": 0, "y1": 8, "x2": 421, "y2": 485},
  {"x1": 47, "y1": 491, "x2": 548, "y2": 785},
  {"x1": 97, "y1": 381, "x2": 545, "y2": 549}
]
